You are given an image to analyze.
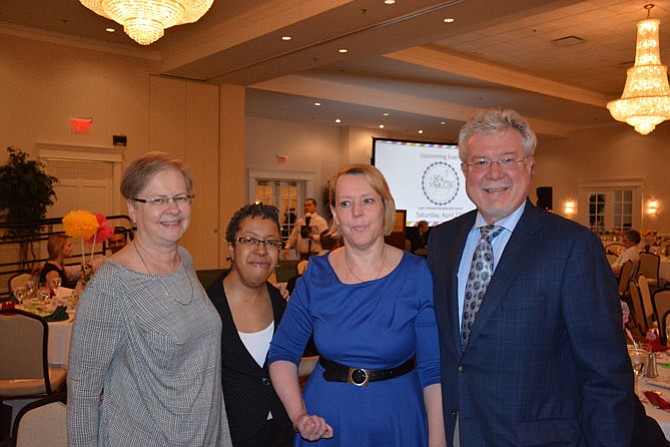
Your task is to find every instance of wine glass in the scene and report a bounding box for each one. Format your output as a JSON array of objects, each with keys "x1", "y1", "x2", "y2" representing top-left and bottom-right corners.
[
  {"x1": 49, "y1": 277, "x2": 62, "y2": 299},
  {"x1": 628, "y1": 345, "x2": 650, "y2": 397},
  {"x1": 25, "y1": 278, "x2": 36, "y2": 298},
  {"x1": 37, "y1": 282, "x2": 50, "y2": 304},
  {"x1": 13, "y1": 286, "x2": 27, "y2": 304}
]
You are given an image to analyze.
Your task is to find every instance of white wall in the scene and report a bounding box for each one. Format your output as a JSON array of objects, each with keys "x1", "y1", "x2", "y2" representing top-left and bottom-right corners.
[{"x1": 533, "y1": 123, "x2": 670, "y2": 233}]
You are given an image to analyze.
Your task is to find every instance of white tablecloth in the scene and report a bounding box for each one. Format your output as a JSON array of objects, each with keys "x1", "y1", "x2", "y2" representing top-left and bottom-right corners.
[
  {"x1": 46, "y1": 314, "x2": 74, "y2": 367},
  {"x1": 15, "y1": 304, "x2": 74, "y2": 367},
  {"x1": 659, "y1": 259, "x2": 670, "y2": 283},
  {"x1": 640, "y1": 352, "x2": 670, "y2": 440}
]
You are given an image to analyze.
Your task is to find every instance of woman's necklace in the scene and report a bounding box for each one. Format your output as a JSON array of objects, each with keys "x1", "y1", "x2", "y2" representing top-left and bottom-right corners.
[
  {"x1": 344, "y1": 246, "x2": 387, "y2": 283},
  {"x1": 133, "y1": 241, "x2": 193, "y2": 304}
]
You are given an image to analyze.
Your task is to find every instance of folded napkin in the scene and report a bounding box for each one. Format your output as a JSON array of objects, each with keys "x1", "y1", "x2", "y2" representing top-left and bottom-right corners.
[
  {"x1": 43, "y1": 305, "x2": 69, "y2": 322},
  {"x1": 644, "y1": 391, "x2": 670, "y2": 409}
]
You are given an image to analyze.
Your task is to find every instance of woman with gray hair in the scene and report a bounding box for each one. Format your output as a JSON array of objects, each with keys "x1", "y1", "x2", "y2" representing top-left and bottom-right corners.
[{"x1": 67, "y1": 151, "x2": 231, "y2": 446}]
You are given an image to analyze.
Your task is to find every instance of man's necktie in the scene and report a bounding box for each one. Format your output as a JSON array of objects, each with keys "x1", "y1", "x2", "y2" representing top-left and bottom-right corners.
[{"x1": 461, "y1": 225, "x2": 503, "y2": 347}]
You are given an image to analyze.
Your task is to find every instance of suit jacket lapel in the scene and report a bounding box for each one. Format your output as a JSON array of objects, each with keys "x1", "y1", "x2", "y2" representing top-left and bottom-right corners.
[{"x1": 465, "y1": 201, "x2": 543, "y2": 350}]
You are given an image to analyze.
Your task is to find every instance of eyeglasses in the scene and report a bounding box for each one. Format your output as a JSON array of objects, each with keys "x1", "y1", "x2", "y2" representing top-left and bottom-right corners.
[
  {"x1": 132, "y1": 194, "x2": 194, "y2": 207},
  {"x1": 464, "y1": 156, "x2": 529, "y2": 171},
  {"x1": 236, "y1": 236, "x2": 283, "y2": 250}
]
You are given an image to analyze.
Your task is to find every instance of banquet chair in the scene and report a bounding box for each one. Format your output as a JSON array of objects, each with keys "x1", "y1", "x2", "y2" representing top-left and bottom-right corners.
[
  {"x1": 639, "y1": 252, "x2": 661, "y2": 288},
  {"x1": 618, "y1": 260, "x2": 635, "y2": 298},
  {"x1": 0, "y1": 309, "x2": 66, "y2": 433},
  {"x1": 11, "y1": 392, "x2": 67, "y2": 447},
  {"x1": 653, "y1": 289, "x2": 670, "y2": 345},
  {"x1": 7, "y1": 273, "x2": 31, "y2": 294},
  {"x1": 628, "y1": 280, "x2": 647, "y2": 334},
  {"x1": 638, "y1": 275, "x2": 656, "y2": 329}
]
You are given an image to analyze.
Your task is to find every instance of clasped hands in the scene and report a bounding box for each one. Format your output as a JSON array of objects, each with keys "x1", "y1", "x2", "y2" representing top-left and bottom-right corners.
[{"x1": 292, "y1": 413, "x2": 333, "y2": 441}]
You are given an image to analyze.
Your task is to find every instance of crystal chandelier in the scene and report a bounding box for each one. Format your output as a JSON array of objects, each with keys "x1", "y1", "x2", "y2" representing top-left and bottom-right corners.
[
  {"x1": 80, "y1": 0, "x2": 215, "y2": 45},
  {"x1": 607, "y1": 4, "x2": 670, "y2": 135}
]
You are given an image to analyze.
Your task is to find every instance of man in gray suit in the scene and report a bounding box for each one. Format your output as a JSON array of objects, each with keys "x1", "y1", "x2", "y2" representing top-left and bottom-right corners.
[{"x1": 427, "y1": 109, "x2": 633, "y2": 446}]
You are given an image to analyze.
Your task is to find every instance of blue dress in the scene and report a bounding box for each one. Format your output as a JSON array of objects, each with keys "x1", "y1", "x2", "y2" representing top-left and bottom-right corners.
[{"x1": 269, "y1": 252, "x2": 440, "y2": 446}]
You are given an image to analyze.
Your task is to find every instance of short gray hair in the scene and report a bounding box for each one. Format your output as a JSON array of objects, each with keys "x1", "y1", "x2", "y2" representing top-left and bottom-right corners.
[
  {"x1": 120, "y1": 151, "x2": 193, "y2": 200},
  {"x1": 458, "y1": 109, "x2": 537, "y2": 161}
]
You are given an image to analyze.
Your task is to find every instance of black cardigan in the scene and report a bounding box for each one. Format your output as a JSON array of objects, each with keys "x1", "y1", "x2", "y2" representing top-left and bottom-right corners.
[{"x1": 206, "y1": 272, "x2": 292, "y2": 445}]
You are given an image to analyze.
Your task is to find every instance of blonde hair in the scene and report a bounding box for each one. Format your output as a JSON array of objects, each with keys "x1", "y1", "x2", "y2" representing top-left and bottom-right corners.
[
  {"x1": 329, "y1": 164, "x2": 396, "y2": 236},
  {"x1": 47, "y1": 234, "x2": 70, "y2": 260}
]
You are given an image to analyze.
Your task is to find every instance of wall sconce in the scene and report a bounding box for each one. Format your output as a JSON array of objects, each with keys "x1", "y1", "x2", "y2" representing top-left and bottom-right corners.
[
  {"x1": 647, "y1": 198, "x2": 659, "y2": 216},
  {"x1": 564, "y1": 200, "x2": 576, "y2": 216}
]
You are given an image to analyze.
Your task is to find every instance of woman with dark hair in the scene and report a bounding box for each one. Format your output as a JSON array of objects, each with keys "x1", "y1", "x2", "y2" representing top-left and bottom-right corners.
[
  {"x1": 207, "y1": 203, "x2": 293, "y2": 447},
  {"x1": 67, "y1": 151, "x2": 231, "y2": 446}
]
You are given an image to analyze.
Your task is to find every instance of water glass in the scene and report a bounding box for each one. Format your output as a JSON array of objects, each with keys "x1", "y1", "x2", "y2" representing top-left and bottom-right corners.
[
  {"x1": 25, "y1": 279, "x2": 36, "y2": 298},
  {"x1": 37, "y1": 282, "x2": 50, "y2": 303},
  {"x1": 628, "y1": 345, "x2": 650, "y2": 397},
  {"x1": 13, "y1": 286, "x2": 27, "y2": 304}
]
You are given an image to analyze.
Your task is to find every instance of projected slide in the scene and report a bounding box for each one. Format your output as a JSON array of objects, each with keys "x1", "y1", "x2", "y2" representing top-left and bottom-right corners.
[{"x1": 373, "y1": 138, "x2": 475, "y2": 226}]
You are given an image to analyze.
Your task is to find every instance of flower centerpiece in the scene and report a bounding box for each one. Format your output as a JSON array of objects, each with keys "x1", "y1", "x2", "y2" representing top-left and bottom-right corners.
[{"x1": 62, "y1": 210, "x2": 114, "y2": 286}]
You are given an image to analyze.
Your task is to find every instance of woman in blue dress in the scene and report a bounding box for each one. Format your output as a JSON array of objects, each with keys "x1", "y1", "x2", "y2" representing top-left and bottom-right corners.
[{"x1": 269, "y1": 164, "x2": 445, "y2": 446}]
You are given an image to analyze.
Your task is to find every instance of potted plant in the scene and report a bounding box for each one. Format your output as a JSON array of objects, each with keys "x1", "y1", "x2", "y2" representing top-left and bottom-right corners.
[{"x1": 0, "y1": 147, "x2": 59, "y2": 270}]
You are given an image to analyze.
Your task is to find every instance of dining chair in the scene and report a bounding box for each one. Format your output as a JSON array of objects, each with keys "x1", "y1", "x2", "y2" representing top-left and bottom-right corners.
[
  {"x1": 618, "y1": 260, "x2": 634, "y2": 298},
  {"x1": 639, "y1": 252, "x2": 661, "y2": 287},
  {"x1": 628, "y1": 280, "x2": 647, "y2": 334},
  {"x1": 0, "y1": 309, "x2": 67, "y2": 434},
  {"x1": 11, "y1": 392, "x2": 67, "y2": 447},
  {"x1": 653, "y1": 289, "x2": 670, "y2": 345},
  {"x1": 7, "y1": 272, "x2": 32, "y2": 295},
  {"x1": 638, "y1": 275, "x2": 656, "y2": 329}
]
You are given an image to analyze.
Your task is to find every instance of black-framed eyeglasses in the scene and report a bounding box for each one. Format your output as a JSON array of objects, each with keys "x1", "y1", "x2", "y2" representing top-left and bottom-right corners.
[
  {"x1": 132, "y1": 194, "x2": 194, "y2": 207},
  {"x1": 236, "y1": 236, "x2": 282, "y2": 250},
  {"x1": 463, "y1": 156, "x2": 529, "y2": 171}
]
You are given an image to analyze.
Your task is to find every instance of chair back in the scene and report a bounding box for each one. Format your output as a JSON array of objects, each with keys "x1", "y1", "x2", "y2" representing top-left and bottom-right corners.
[
  {"x1": 12, "y1": 392, "x2": 67, "y2": 447},
  {"x1": 0, "y1": 309, "x2": 51, "y2": 394},
  {"x1": 653, "y1": 289, "x2": 670, "y2": 344},
  {"x1": 639, "y1": 252, "x2": 660, "y2": 285},
  {"x1": 618, "y1": 260, "x2": 634, "y2": 297},
  {"x1": 638, "y1": 275, "x2": 655, "y2": 328},
  {"x1": 8, "y1": 272, "x2": 32, "y2": 293},
  {"x1": 628, "y1": 280, "x2": 647, "y2": 332}
]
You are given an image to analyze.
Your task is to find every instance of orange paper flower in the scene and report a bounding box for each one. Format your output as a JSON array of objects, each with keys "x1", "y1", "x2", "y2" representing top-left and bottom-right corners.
[{"x1": 62, "y1": 210, "x2": 99, "y2": 239}]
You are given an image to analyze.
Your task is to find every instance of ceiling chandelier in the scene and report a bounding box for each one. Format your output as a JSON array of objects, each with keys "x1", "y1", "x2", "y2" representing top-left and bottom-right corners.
[
  {"x1": 607, "y1": 3, "x2": 670, "y2": 135},
  {"x1": 80, "y1": 0, "x2": 215, "y2": 45}
]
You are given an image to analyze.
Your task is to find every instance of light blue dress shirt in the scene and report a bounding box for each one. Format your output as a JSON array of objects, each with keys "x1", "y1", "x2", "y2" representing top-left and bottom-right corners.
[{"x1": 456, "y1": 202, "x2": 526, "y2": 325}]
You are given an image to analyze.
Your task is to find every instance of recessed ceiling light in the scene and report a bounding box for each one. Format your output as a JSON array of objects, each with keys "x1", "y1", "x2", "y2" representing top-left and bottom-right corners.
[
  {"x1": 443, "y1": 17, "x2": 455, "y2": 23},
  {"x1": 281, "y1": 36, "x2": 292, "y2": 41},
  {"x1": 384, "y1": 0, "x2": 396, "y2": 4},
  {"x1": 379, "y1": 124, "x2": 385, "y2": 129},
  {"x1": 338, "y1": 48, "x2": 348, "y2": 53},
  {"x1": 314, "y1": 102, "x2": 321, "y2": 106},
  {"x1": 418, "y1": 130, "x2": 424, "y2": 134},
  {"x1": 106, "y1": 27, "x2": 115, "y2": 33},
  {"x1": 383, "y1": 112, "x2": 389, "y2": 116},
  {"x1": 335, "y1": 118, "x2": 341, "y2": 123},
  {"x1": 440, "y1": 121, "x2": 446, "y2": 125}
]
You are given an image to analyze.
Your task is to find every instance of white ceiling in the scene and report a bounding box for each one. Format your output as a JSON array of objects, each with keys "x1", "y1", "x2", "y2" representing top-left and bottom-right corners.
[{"x1": 1, "y1": 0, "x2": 669, "y2": 141}]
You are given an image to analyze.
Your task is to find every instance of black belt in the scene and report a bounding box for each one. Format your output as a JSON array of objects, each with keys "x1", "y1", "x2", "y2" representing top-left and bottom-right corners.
[{"x1": 320, "y1": 357, "x2": 415, "y2": 387}]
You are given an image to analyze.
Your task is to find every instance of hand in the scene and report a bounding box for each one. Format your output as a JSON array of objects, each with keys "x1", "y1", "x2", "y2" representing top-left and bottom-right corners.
[{"x1": 293, "y1": 414, "x2": 334, "y2": 441}]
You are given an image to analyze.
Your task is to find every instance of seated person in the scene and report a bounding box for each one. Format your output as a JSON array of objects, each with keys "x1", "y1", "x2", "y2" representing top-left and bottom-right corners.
[
  {"x1": 39, "y1": 234, "x2": 80, "y2": 288},
  {"x1": 407, "y1": 220, "x2": 430, "y2": 254},
  {"x1": 611, "y1": 229, "x2": 641, "y2": 276},
  {"x1": 107, "y1": 226, "x2": 129, "y2": 254}
]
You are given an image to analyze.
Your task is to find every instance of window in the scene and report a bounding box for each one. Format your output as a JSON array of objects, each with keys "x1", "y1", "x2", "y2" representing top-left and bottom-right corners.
[
  {"x1": 254, "y1": 179, "x2": 302, "y2": 244},
  {"x1": 578, "y1": 180, "x2": 642, "y2": 233}
]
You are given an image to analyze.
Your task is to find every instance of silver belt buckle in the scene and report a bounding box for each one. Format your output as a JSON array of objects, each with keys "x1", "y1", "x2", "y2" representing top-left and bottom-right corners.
[{"x1": 347, "y1": 368, "x2": 369, "y2": 386}]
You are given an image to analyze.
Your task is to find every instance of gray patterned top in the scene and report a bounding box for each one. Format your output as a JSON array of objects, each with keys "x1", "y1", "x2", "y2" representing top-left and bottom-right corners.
[{"x1": 67, "y1": 247, "x2": 232, "y2": 446}]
